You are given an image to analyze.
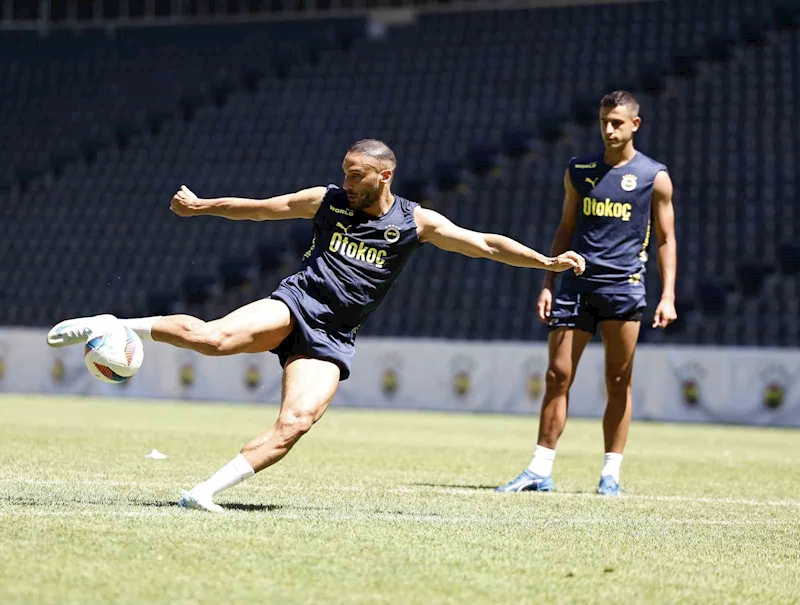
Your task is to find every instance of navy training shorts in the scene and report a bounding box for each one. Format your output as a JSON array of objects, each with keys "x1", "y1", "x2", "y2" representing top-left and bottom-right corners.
[
  {"x1": 548, "y1": 289, "x2": 646, "y2": 335},
  {"x1": 269, "y1": 285, "x2": 355, "y2": 381}
]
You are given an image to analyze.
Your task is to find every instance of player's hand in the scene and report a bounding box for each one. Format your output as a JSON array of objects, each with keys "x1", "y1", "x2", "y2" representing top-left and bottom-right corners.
[
  {"x1": 537, "y1": 286, "x2": 553, "y2": 324},
  {"x1": 170, "y1": 185, "x2": 200, "y2": 217},
  {"x1": 652, "y1": 298, "x2": 677, "y2": 328},
  {"x1": 551, "y1": 251, "x2": 585, "y2": 275}
]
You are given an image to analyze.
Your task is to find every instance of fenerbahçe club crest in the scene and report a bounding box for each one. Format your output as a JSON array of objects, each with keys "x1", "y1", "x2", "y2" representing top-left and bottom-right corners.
[
  {"x1": 384, "y1": 225, "x2": 401, "y2": 244},
  {"x1": 621, "y1": 173, "x2": 637, "y2": 192}
]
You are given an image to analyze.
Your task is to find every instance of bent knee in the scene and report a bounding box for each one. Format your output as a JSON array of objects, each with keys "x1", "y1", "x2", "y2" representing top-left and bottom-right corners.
[
  {"x1": 605, "y1": 371, "x2": 632, "y2": 397},
  {"x1": 545, "y1": 365, "x2": 572, "y2": 391},
  {"x1": 193, "y1": 325, "x2": 243, "y2": 356},
  {"x1": 277, "y1": 409, "x2": 316, "y2": 438},
  {"x1": 182, "y1": 320, "x2": 219, "y2": 356}
]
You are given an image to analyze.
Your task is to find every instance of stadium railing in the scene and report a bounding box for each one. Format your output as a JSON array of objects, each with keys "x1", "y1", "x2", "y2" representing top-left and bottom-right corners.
[{"x1": 0, "y1": 0, "x2": 657, "y2": 31}]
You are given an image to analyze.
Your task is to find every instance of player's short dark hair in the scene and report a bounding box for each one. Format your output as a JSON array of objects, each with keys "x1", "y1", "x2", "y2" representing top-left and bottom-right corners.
[
  {"x1": 347, "y1": 139, "x2": 397, "y2": 168},
  {"x1": 600, "y1": 91, "x2": 640, "y2": 115}
]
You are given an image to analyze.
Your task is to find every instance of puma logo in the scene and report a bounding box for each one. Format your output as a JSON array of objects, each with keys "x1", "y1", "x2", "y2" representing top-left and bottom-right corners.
[
  {"x1": 336, "y1": 222, "x2": 351, "y2": 233},
  {"x1": 585, "y1": 177, "x2": 599, "y2": 188}
]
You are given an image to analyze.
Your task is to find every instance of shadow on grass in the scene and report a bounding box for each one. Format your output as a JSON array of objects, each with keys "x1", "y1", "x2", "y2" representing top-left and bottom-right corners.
[
  {"x1": 410, "y1": 483, "x2": 594, "y2": 495},
  {"x1": 409, "y1": 483, "x2": 498, "y2": 491},
  {"x1": 141, "y1": 500, "x2": 285, "y2": 512},
  {"x1": 223, "y1": 503, "x2": 284, "y2": 512},
  {"x1": 0, "y1": 495, "x2": 287, "y2": 513}
]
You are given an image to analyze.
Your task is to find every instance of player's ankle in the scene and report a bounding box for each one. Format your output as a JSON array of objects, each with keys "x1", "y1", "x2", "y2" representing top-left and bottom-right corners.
[
  {"x1": 120, "y1": 316, "x2": 160, "y2": 340},
  {"x1": 527, "y1": 445, "x2": 556, "y2": 476},
  {"x1": 190, "y1": 483, "x2": 213, "y2": 499},
  {"x1": 197, "y1": 453, "x2": 255, "y2": 497},
  {"x1": 601, "y1": 452, "x2": 623, "y2": 482}
]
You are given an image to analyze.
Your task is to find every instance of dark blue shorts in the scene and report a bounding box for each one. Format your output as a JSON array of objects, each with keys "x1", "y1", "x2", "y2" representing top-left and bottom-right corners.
[
  {"x1": 549, "y1": 289, "x2": 646, "y2": 335},
  {"x1": 269, "y1": 286, "x2": 355, "y2": 381}
]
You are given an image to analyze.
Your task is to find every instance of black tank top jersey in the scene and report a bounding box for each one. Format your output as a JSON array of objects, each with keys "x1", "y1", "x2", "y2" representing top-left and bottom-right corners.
[
  {"x1": 279, "y1": 185, "x2": 421, "y2": 336},
  {"x1": 562, "y1": 151, "x2": 667, "y2": 293}
]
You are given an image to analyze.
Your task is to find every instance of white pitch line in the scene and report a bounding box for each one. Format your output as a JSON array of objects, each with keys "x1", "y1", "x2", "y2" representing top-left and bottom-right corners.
[
  {"x1": 1, "y1": 477, "x2": 799, "y2": 509},
  {"x1": 0, "y1": 508, "x2": 793, "y2": 526},
  {"x1": 536, "y1": 491, "x2": 800, "y2": 509}
]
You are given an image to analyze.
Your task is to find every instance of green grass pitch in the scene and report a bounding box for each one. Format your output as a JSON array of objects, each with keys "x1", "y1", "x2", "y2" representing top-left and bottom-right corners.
[{"x1": 1, "y1": 395, "x2": 799, "y2": 604}]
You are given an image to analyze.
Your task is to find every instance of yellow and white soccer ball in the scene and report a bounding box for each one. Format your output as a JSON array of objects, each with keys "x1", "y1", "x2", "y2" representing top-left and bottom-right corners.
[{"x1": 83, "y1": 323, "x2": 144, "y2": 384}]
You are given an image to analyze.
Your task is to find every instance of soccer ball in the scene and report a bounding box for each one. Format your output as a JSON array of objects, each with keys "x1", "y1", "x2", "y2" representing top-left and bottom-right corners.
[{"x1": 83, "y1": 323, "x2": 144, "y2": 384}]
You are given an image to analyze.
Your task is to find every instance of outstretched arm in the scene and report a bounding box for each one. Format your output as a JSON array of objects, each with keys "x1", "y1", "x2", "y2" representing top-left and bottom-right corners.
[
  {"x1": 652, "y1": 171, "x2": 678, "y2": 328},
  {"x1": 170, "y1": 185, "x2": 327, "y2": 221},
  {"x1": 413, "y1": 206, "x2": 585, "y2": 274}
]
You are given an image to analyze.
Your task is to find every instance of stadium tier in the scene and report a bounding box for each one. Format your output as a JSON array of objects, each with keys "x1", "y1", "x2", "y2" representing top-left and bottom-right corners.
[{"x1": 2, "y1": 0, "x2": 798, "y2": 345}]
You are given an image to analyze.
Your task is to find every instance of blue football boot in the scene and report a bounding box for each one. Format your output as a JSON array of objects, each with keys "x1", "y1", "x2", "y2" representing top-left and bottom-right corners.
[
  {"x1": 495, "y1": 469, "x2": 554, "y2": 492},
  {"x1": 597, "y1": 475, "x2": 620, "y2": 496}
]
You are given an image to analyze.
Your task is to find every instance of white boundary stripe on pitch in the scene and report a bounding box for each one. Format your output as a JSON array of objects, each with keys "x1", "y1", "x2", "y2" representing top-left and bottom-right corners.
[
  {"x1": 0, "y1": 508, "x2": 794, "y2": 525},
  {"x1": 2, "y1": 477, "x2": 800, "y2": 509}
]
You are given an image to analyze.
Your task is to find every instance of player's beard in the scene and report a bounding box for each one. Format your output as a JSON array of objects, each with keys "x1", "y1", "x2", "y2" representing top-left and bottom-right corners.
[{"x1": 348, "y1": 188, "x2": 380, "y2": 211}]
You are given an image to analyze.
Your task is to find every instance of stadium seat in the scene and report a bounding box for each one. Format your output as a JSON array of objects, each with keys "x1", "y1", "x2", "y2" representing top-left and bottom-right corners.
[{"x1": 3, "y1": 2, "x2": 798, "y2": 347}]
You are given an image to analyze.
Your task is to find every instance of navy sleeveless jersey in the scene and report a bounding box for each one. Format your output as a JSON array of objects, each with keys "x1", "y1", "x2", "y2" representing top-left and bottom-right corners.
[
  {"x1": 562, "y1": 151, "x2": 667, "y2": 293},
  {"x1": 277, "y1": 185, "x2": 421, "y2": 337}
]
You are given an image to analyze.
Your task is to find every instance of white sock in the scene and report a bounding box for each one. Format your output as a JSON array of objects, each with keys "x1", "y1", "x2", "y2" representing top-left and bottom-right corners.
[
  {"x1": 527, "y1": 445, "x2": 556, "y2": 477},
  {"x1": 193, "y1": 454, "x2": 255, "y2": 497},
  {"x1": 601, "y1": 453, "x2": 623, "y2": 482},
  {"x1": 120, "y1": 317, "x2": 160, "y2": 340}
]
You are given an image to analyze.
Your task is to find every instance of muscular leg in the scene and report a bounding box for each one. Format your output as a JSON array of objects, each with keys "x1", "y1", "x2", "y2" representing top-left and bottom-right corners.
[
  {"x1": 140, "y1": 298, "x2": 294, "y2": 355},
  {"x1": 599, "y1": 320, "x2": 640, "y2": 454},
  {"x1": 537, "y1": 327, "x2": 593, "y2": 449},
  {"x1": 181, "y1": 356, "x2": 340, "y2": 512},
  {"x1": 240, "y1": 356, "x2": 340, "y2": 471},
  {"x1": 47, "y1": 299, "x2": 293, "y2": 353}
]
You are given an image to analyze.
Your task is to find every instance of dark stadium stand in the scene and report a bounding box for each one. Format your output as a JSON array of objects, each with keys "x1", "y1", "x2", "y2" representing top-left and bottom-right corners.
[{"x1": 1, "y1": 0, "x2": 798, "y2": 345}]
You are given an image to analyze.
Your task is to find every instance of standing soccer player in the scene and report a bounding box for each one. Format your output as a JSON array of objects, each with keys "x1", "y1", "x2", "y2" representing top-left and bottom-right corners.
[
  {"x1": 496, "y1": 91, "x2": 677, "y2": 496},
  {"x1": 47, "y1": 139, "x2": 585, "y2": 512}
]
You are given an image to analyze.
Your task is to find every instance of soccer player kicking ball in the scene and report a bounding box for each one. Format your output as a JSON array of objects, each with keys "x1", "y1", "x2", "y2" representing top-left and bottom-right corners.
[
  {"x1": 47, "y1": 139, "x2": 585, "y2": 512},
  {"x1": 496, "y1": 92, "x2": 677, "y2": 496}
]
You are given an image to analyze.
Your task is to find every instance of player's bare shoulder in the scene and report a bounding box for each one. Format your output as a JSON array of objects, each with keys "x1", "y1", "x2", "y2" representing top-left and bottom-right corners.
[
  {"x1": 653, "y1": 169, "x2": 673, "y2": 198},
  {"x1": 412, "y1": 205, "x2": 447, "y2": 242},
  {"x1": 289, "y1": 186, "x2": 329, "y2": 218}
]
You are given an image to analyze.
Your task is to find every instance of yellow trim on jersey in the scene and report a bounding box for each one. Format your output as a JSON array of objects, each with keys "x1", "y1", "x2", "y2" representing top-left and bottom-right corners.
[
  {"x1": 303, "y1": 235, "x2": 316, "y2": 260},
  {"x1": 638, "y1": 219, "x2": 651, "y2": 262}
]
